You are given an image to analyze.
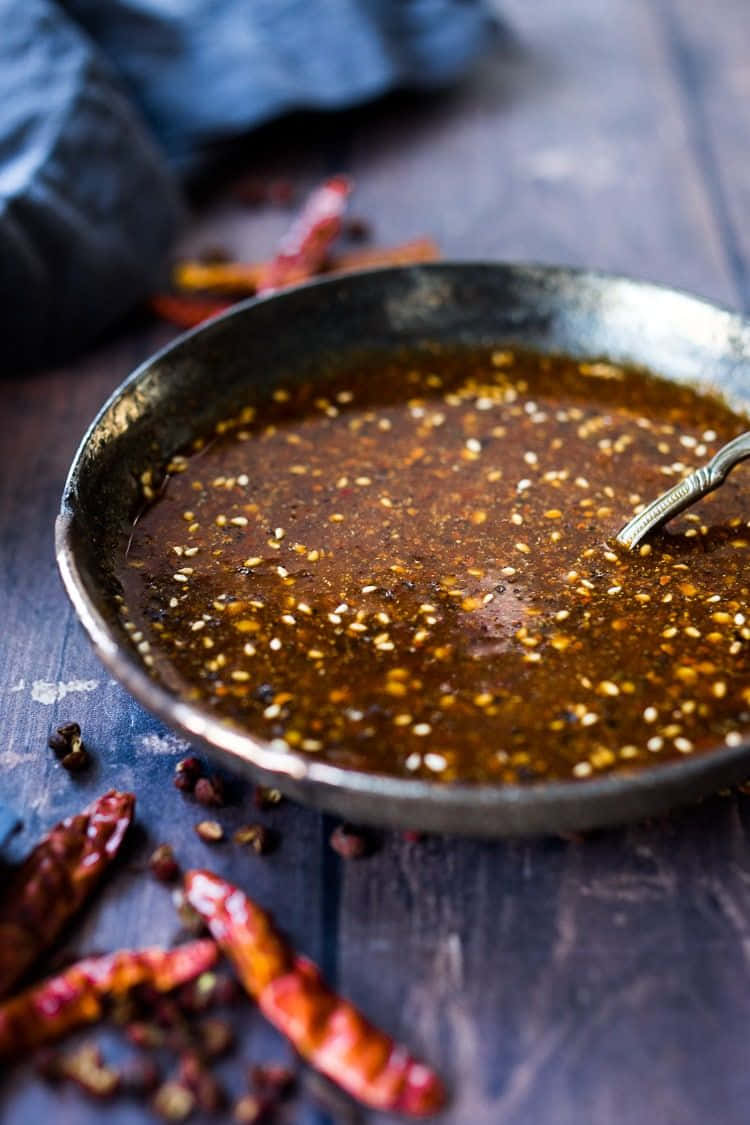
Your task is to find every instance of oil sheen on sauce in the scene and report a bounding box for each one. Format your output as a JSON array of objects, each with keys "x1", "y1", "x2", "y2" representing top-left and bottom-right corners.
[{"x1": 118, "y1": 347, "x2": 750, "y2": 785}]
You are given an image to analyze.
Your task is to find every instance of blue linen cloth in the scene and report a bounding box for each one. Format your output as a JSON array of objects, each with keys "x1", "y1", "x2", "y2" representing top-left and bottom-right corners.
[
  {"x1": 0, "y1": 802, "x2": 20, "y2": 856},
  {"x1": 0, "y1": 0, "x2": 491, "y2": 371}
]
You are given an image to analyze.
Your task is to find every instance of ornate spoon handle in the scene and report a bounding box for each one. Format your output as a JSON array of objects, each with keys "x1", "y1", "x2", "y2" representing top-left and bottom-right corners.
[{"x1": 616, "y1": 430, "x2": 750, "y2": 550}]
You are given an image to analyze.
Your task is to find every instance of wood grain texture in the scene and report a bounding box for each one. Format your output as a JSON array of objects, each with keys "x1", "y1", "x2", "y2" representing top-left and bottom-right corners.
[{"x1": 1, "y1": 1, "x2": 750, "y2": 1122}]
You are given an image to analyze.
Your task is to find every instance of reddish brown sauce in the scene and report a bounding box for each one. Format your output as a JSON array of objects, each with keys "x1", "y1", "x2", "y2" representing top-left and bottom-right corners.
[{"x1": 118, "y1": 346, "x2": 750, "y2": 784}]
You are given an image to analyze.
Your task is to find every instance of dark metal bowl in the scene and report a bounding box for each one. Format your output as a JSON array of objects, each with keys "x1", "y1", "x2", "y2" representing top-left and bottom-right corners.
[{"x1": 56, "y1": 263, "x2": 750, "y2": 835}]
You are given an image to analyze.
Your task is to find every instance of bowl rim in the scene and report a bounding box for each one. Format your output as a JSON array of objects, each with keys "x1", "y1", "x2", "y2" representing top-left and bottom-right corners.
[{"x1": 56, "y1": 260, "x2": 750, "y2": 833}]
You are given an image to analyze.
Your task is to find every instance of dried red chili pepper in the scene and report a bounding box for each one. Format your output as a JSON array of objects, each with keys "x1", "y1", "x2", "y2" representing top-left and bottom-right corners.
[
  {"x1": 256, "y1": 175, "x2": 353, "y2": 294},
  {"x1": 0, "y1": 789, "x2": 135, "y2": 999},
  {"x1": 149, "y1": 294, "x2": 232, "y2": 329},
  {"x1": 171, "y1": 260, "x2": 264, "y2": 296},
  {"x1": 184, "y1": 871, "x2": 444, "y2": 1116},
  {"x1": 325, "y1": 236, "x2": 440, "y2": 275},
  {"x1": 0, "y1": 941, "x2": 218, "y2": 1057}
]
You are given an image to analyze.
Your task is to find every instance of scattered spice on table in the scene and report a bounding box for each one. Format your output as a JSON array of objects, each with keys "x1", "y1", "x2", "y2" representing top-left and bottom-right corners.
[
  {"x1": 329, "y1": 823, "x2": 369, "y2": 859},
  {"x1": 254, "y1": 786, "x2": 283, "y2": 810},
  {"x1": 149, "y1": 843, "x2": 180, "y2": 882},
  {"x1": 194, "y1": 774, "x2": 225, "y2": 807},
  {"x1": 46, "y1": 1043, "x2": 122, "y2": 1099},
  {"x1": 48, "y1": 720, "x2": 92, "y2": 771},
  {"x1": 233, "y1": 824, "x2": 272, "y2": 853},
  {"x1": 0, "y1": 789, "x2": 134, "y2": 999},
  {"x1": 184, "y1": 869, "x2": 445, "y2": 1115},
  {"x1": 195, "y1": 819, "x2": 225, "y2": 843},
  {"x1": 174, "y1": 756, "x2": 203, "y2": 793},
  {"x1": 0, "y1": 941, "x2": 218, "y2": 1056}
]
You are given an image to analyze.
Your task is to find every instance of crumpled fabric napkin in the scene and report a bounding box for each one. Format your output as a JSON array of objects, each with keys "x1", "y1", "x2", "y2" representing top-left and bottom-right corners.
[{"x1": 0, "y1": 0, "x2": 491, "y2": 371}]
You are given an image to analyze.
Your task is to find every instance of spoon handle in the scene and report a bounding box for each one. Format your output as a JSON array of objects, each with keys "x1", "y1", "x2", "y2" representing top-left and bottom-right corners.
[{"x1": 616, "y1": 430, "x2": 750, "y2": 550}]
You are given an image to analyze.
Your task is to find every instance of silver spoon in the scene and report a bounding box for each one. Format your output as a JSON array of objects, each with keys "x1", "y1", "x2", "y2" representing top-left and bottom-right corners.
[{"x1": 616, "y1": 430, "x2": 750, "y2": 550}]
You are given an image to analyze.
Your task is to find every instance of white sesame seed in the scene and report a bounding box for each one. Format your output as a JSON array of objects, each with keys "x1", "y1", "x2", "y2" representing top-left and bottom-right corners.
[
  {"x1": 263, "y1": 703, "x2": 281, "y2": 719},
  {"x1": 643, "y1": 707, "x2": 658, "y2": 723},
  {"x1": 573, "y1": 761, "x2": 592, "y2": 778},
  {"x1": 517, "y1": 479, "x2": 531, "y2": 492},
  {"x1": 424, "y1": 752, "x2": 447, "y2": 772},
  {"x1": 581, "y1": 712, "x2": 599, "y2": 727},
  {"x1": 647, "y1": 736, "x2": 663, "y2": 752},
  {"x1": 281, "y1": 614, "x2": 296, "y2": 626},
  {"x1": 674, "y1": 737, "x2": 693, "y2": 753},
  {"x1": 328, "y1": 613, "x2": 342, "y2": 625},
  {"x1": 269, "y1": 638, "x2": 282, "y2": 651},
  {"x1": 405, "y1": 752, "x2": 422, "y2": 771},
  {"x1": 230, "y1": 516, "x2": 248, "y2": 527},
  {"x1": 173, "y1": 573, "x2": 189, "y2": 583},
  {"x1": 466, "y1": 438, "x2": 482, "y2": 453},
  {"x1": 523, "y1": 451, "x2": 538, "y2": 465},
  {"x1": 412, "y1": 723, "x2": 432, "y2": 736},
  {"x1": 725, "y1": 731, "x2": 742, "y2": 746}
]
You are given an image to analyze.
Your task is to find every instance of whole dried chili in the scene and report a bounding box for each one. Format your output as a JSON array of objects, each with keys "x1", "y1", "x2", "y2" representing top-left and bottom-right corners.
[
  {"x1": 149, "y1": 294, "x2": 232, "y2": 329},
  {"x1": 171, "y1": 260, "x2": 265, "y2": 296},
  {"x1": 256, "y1": 175, "x2": 353, "y2": 294},
  {"x1": 324, "y1": 236, "x2": 440, "y2": 275},
  {"x1": 170, "y1": 237, "x2": 439, "y2": 299},
  {"x1": 0, "y1": 789, "x2": 135, "y2": 999},
  {"x1": 184, "y1": 871, "x2": 445, "y2": 1116},
  {"x1": 0, "y1": 941, "x2": 218, "y2": 1057}
]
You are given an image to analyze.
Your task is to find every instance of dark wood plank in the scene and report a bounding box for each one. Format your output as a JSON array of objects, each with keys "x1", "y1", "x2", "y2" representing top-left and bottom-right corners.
[
  {"x1": 657, "y1": 0, "x2": 750, "y2": 311},
  {"x1": 1, "y1": 1, "x2": 750, "y2": 1123}
]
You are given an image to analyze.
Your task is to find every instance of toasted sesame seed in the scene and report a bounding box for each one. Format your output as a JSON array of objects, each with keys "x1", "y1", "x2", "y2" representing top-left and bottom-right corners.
[
  {"x1": 424, "y1": 752, "x2": 447, "y2": 771},
  {"x1": 598, "y1": 681, "x2": 619, "y2": 696}
]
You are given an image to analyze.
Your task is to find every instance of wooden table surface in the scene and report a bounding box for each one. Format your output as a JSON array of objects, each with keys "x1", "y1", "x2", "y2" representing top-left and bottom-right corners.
[{"x1": 2, "y1": 1, "x2": 750, "y2": 1122}]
